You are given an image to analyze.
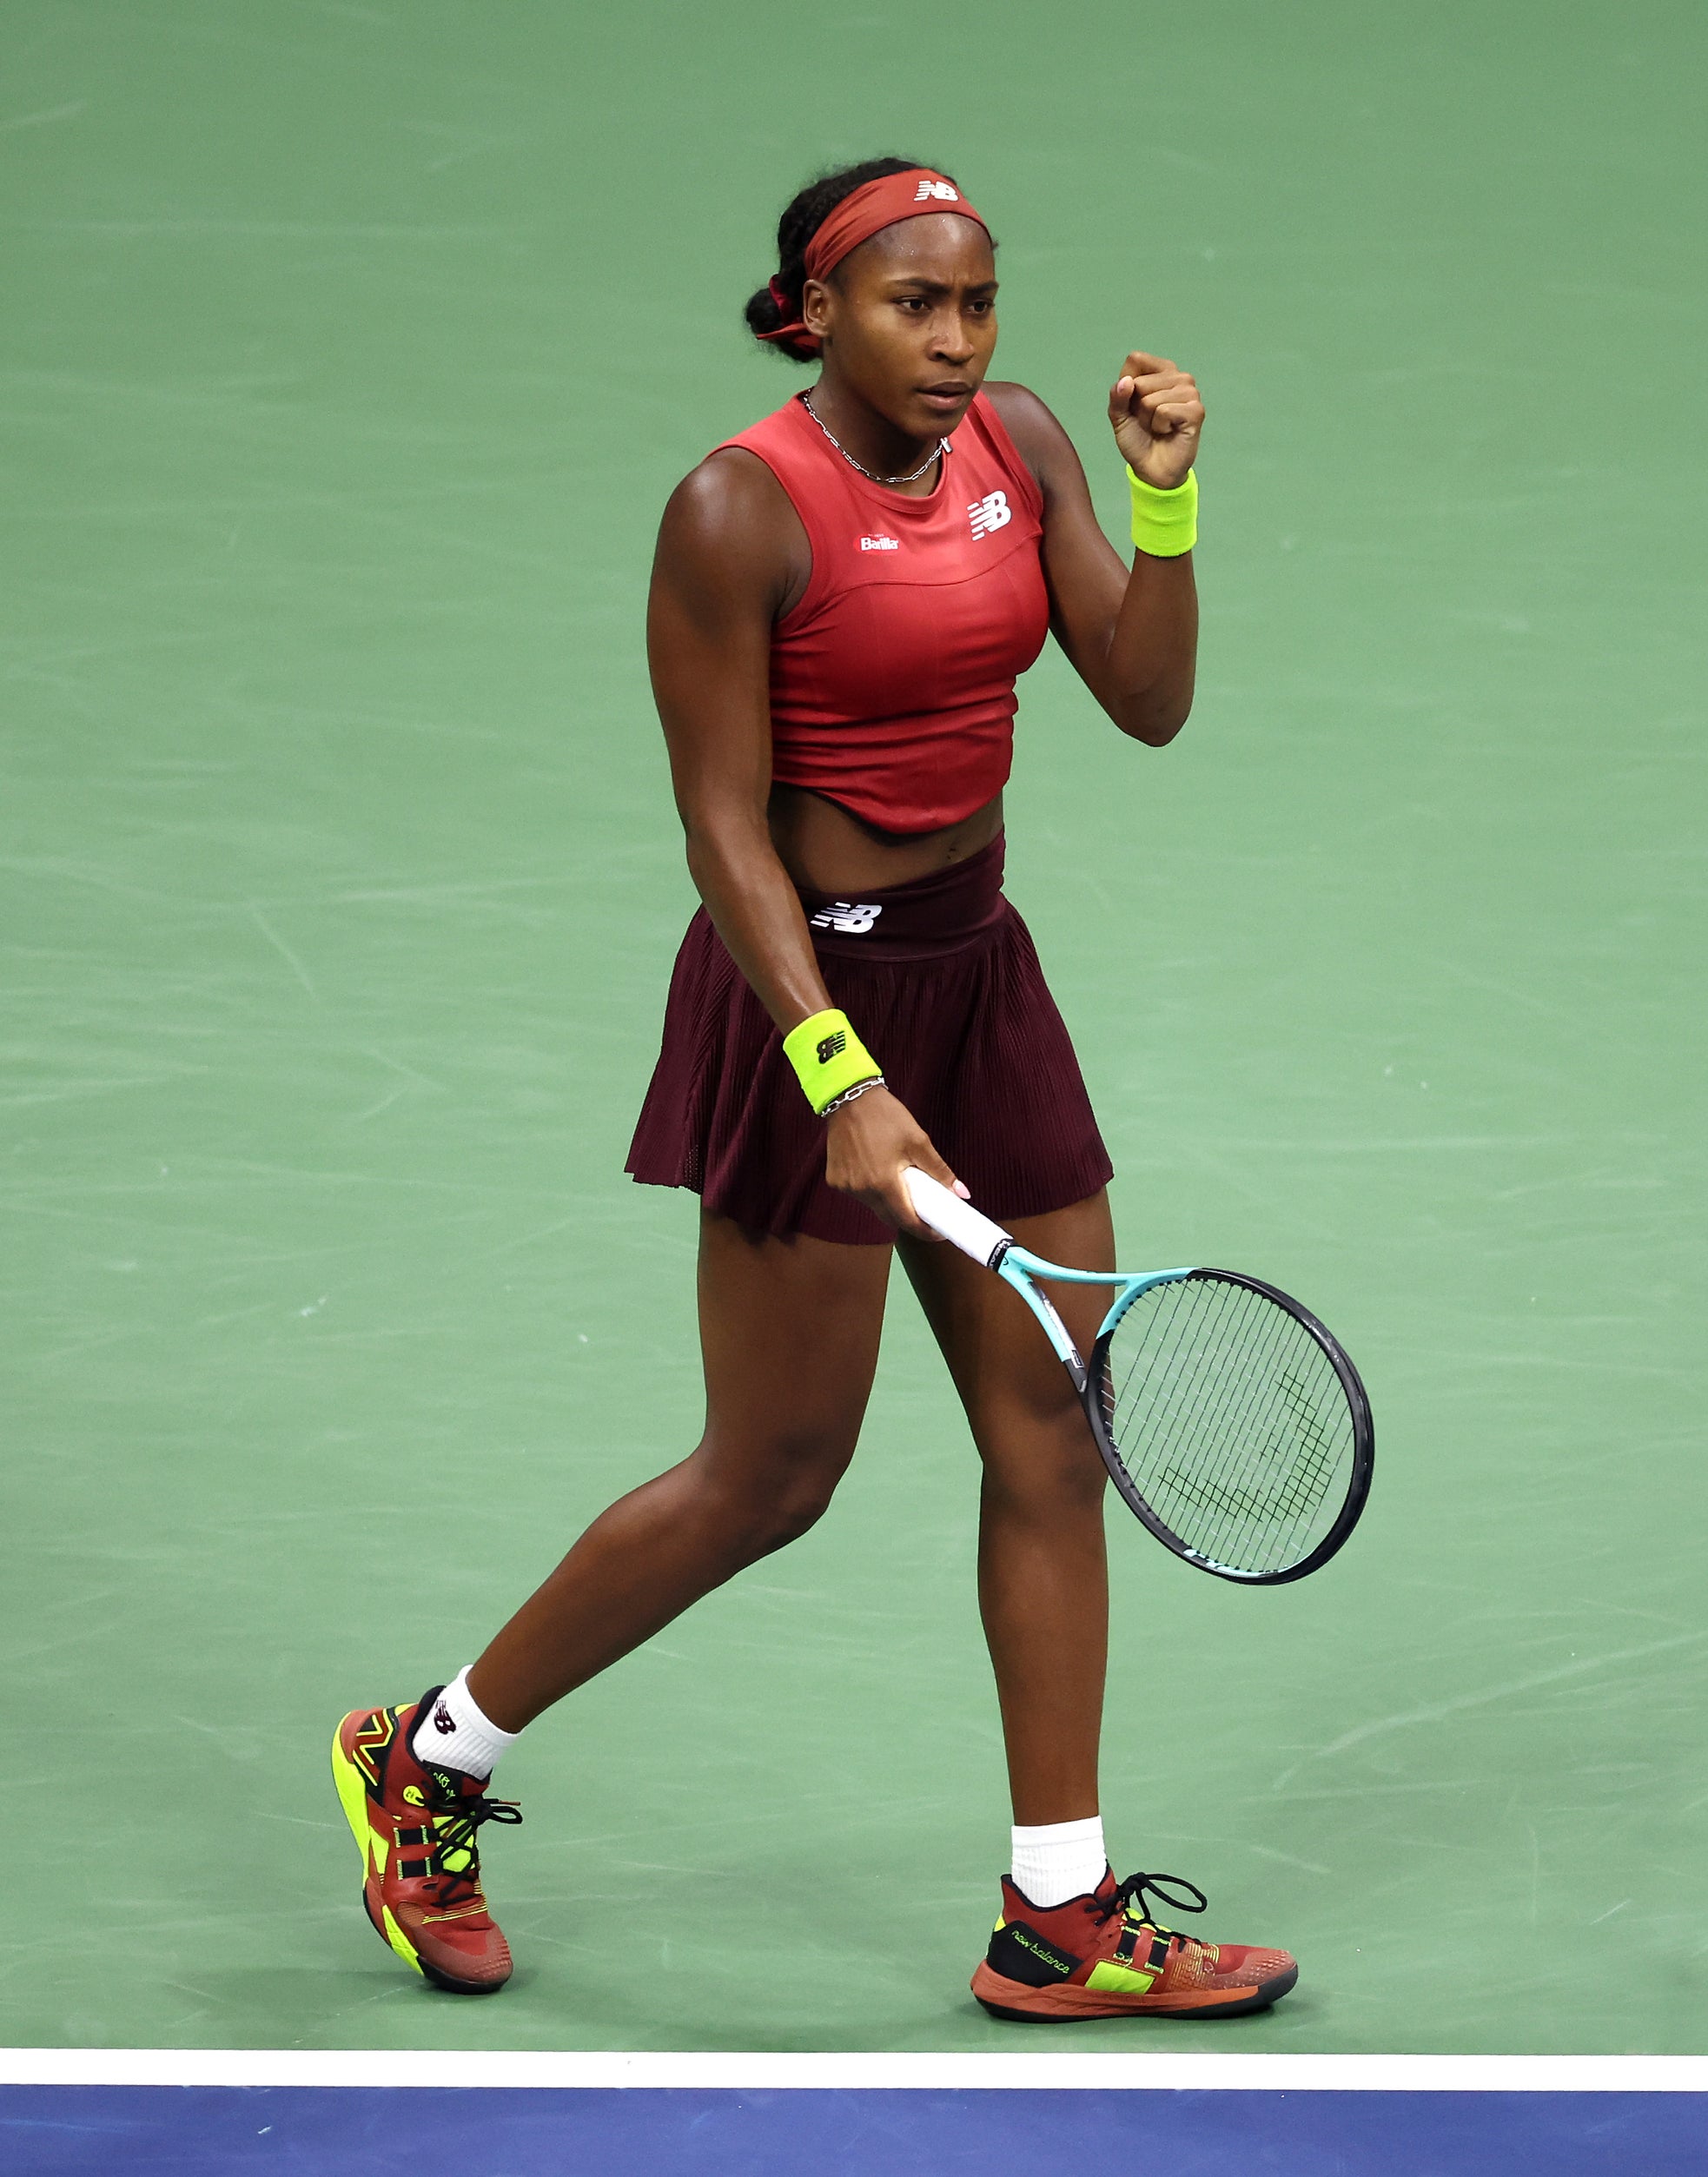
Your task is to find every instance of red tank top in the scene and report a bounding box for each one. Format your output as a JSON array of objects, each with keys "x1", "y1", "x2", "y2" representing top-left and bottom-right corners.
[{"x1": 716, "y1": 391, "x2": 1049, "y2": 833}]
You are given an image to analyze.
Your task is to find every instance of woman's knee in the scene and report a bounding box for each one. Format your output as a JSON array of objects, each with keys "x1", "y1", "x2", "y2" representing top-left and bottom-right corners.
[
  {"x1": 976, "y1": 1404, "x2": 1108, "y2": 1517},
  {"x1": 686, "y1": 1425, "x2": 857, "y2": 1558}
]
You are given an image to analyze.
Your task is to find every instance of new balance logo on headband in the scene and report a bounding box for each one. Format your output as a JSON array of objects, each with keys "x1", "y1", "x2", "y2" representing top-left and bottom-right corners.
[
  {"x1": 968, "y1": 490, "x2": 1011, "y2": 539},
  {"x1": 914, "y1": 179, "x2": 961, "y2": 202}
]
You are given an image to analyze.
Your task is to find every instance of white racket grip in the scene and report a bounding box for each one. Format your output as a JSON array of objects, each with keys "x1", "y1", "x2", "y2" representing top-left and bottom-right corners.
[{"x1": 904, "y1": 1168, "x2": 1013, "y2": 1267}]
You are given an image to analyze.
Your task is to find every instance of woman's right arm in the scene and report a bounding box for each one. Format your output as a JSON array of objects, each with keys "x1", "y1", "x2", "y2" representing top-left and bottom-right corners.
[{"x1": 645, "y1": 453, "x2": 961, "y2": 1235}]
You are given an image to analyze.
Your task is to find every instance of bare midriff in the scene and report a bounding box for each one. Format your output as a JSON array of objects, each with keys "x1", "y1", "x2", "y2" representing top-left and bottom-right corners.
[{"x1": 767, "y1": 782, "x2": 1003, "y2": 895}]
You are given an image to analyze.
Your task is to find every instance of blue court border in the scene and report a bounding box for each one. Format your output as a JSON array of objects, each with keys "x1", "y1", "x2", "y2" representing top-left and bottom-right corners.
[{"x1": 4, "y1": 2086, "x2": 1707, "y2": 2174}]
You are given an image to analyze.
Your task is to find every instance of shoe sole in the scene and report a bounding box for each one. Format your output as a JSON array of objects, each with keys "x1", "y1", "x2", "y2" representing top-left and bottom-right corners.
[
  {"x1": 970, "y1": 1959, "x2": 1299, "y2": 2022},
  {"x1": 330, "y1": 1715, "x2": 505, "y2": 1998}
]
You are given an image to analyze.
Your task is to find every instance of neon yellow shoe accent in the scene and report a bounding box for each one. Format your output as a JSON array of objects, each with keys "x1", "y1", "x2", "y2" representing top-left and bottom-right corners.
[
  {"x1": 331, "y1": 1724, "x2": 371, "y2": 1869},
  {"x1": 381, "y1": 1902, "x2": 425, "y2": 1974},
  {"x1": 333, "y1": 1717, "x2": 423, "y2": 1975},
  {"x1": 1087, "y1": 1958, "x2": 1160, "y2": 1995}
]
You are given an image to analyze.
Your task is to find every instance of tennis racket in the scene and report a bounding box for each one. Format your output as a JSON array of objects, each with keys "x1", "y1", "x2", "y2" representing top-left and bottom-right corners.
[{"x1": 904, "y1": 1169, "x2": 1373, "y2": 1585}]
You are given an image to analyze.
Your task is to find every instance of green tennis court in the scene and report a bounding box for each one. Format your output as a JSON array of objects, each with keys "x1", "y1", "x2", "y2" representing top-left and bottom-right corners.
[{"x1": 3, "y1": 0, "x2": 1703, "y2": 2058}]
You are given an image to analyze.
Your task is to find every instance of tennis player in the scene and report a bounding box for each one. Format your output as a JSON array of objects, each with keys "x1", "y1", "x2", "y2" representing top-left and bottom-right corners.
[{"x1": 333, "y1": 157, "x2": 1298, "y2": 2022}]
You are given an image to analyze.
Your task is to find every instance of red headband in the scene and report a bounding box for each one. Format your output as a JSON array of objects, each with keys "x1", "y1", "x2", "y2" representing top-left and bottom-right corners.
[{"x1": 757, "y1": 169, "x2": 990, "y2": 355}]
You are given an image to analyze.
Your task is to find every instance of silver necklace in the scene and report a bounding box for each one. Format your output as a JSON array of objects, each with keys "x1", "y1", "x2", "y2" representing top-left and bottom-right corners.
[{"x1": 799, "y1": 393, "x2": 949, "y2": 486}]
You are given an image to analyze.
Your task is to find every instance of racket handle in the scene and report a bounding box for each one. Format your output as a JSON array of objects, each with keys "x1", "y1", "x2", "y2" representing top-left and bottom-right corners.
[{"x1": 904, "y1": 1168, "x2": 1013, "y2": 1268}]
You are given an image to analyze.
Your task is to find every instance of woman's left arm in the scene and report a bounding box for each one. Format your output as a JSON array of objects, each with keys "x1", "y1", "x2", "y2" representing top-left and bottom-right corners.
[{"x1": 986, "y1": 353, "x2": 1204, "y2": 747}]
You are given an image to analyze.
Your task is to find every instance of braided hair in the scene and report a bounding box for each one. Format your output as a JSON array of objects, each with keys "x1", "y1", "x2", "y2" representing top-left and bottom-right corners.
[{"x1": 744, "y1": 156, "x2": 959, "y2": 364}]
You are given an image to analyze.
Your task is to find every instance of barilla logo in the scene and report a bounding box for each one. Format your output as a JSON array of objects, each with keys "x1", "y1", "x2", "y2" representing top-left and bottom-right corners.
[
  {"x1": 859, "y1": 535, "x2": 900, "y2": 552},
  {"x1": 810, "y1": 902, "x2": 884, "y2": 936},
  {"x1": 969, "y1": 490, "x2": 1011, "y2": 539},
  {"x1": 914, "y1": 179, "x2": 960, "y2": 202}
]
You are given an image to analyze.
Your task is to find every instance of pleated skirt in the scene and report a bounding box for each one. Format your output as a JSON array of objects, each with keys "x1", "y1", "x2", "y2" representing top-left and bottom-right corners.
[{"x1": 625, "y1": 834, "x2": 1112, "y2": 1244}]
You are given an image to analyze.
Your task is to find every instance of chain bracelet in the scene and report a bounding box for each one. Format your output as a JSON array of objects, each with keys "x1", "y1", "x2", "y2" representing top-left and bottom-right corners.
[{"x1": 818, "y1": 1074, "x2": 887, "y2": 1119}]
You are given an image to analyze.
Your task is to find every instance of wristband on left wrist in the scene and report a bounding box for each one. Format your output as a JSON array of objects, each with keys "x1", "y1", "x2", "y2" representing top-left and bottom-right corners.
[{"x1": 1128, "y1": 464, "x2": 1198, "y2": 557}]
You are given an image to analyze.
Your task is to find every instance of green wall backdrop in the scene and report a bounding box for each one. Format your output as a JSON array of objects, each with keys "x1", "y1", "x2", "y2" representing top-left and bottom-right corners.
[{"x1": 3, "y1": 0, "x2": 1704, "y2": 2053}]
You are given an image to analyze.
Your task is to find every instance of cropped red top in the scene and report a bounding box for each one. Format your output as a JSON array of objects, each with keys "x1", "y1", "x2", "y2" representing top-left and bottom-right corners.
[{"x1": 716, "y1": 391, "x2": 1049, "y2": 834}]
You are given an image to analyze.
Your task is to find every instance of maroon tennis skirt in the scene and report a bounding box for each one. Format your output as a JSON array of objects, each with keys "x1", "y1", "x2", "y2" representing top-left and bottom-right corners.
[{"x1": 625, "y1": 833, "x2": 1113, "y2": 1245}]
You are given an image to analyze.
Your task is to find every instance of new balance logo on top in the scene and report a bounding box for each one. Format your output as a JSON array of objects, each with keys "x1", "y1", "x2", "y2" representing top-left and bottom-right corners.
[
  {"x1": 860, "y1": 535, "x2": 900, "y2": 552},
  {"x1": 914, "y1": 179, "x2": 960, "y2": 202},
  {"x1": 809, "y1": 903, "x2": 884, "y2": 936},
  {"x1": 968, "y1": 490, "x2": 1011, "y2": 538}
]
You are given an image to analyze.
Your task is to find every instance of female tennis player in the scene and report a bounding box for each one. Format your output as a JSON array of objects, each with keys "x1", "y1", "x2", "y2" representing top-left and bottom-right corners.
[{"x1": 333, "y1": 157, "x2": 1298, "y2": 2022}]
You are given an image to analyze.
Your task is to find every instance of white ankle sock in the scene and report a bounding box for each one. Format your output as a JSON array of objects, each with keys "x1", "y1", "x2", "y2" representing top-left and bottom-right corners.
[
  {"x1": 410, "y1": 1665, "x2": 519, "y2": 1781},
  {"x1": 1010, "y1": 1816, "x2": 1107, "y2": 1908}
]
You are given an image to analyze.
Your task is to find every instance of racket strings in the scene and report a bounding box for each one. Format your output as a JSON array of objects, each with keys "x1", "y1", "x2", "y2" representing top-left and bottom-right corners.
[
  {"x1": 1107, "y1": 1283, "x2": 1261, "y2": 1531},
  {"x1": 1182, "y1": 1301, "x2": 1314, "y2": 1533},
  {"x1": 1142, "y1": 1316, "x2": 1343, "y2": 1566},
  {"x1": 1102, "y1": 1274, "x2": 1355, "y2": 1577},
  {"x1": 1149, "y1": 1286, "x2": 1281, "y2": 1502},
  {"x1": 1174, "y1": 1334, "x2": 1343, "y2": 1565},
  {"x1": 1115, "y1": 1281, "x2": 1281, "y2": 1519},
  {"x1": 1265, "y1": 1378, "x2": 1340, "y2": 1519}
]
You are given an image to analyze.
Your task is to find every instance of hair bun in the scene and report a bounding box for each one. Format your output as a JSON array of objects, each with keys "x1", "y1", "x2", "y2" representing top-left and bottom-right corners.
[{"x1": 743, "y1": 154, "x2": 951, "y2": 365}]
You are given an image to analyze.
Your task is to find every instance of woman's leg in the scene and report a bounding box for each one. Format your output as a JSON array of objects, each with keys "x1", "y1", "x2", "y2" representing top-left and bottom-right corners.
[
  {"x1": 897, "y1": 1192, "x2": 1116, "y2": 1825},
  {"x1": 467, "y1": 1210, "x2": 893, "y2": 1731}
]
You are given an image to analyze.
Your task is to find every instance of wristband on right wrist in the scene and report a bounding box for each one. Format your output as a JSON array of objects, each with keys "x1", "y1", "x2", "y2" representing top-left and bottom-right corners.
[
  {"x1": 782, "y1": 1007, "x2": 882, "y2": 1116},
  {"x1": 1127, "y1": 464, "x2": 1198, "y2": 558}
]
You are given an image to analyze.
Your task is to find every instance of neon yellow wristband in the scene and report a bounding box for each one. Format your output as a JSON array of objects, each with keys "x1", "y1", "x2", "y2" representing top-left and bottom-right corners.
[
  {"x1": 782, "y1": 1008, "x2": 882, "y2": 1116},
  {"x1": 1128, "y1": 465, "x2": 1198, "y2": 558}
]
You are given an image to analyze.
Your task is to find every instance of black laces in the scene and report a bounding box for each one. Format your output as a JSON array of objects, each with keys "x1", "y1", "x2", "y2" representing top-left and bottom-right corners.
[
  {"x1": 1097, "y1": 1869, "x2": 1209, "y2": 1946},
  {"x1": 423, "y1": 1778, "x2": 522, "y2": 1900}
]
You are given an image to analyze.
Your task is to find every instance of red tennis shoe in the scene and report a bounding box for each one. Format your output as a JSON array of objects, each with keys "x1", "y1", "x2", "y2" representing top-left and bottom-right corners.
[
  {"x1": 331, "y1": 1689, "x2": 521, "y2": 1995},
  {"x1": 972, "y1": 1868, "x2": 1297, "y2": 2021}
]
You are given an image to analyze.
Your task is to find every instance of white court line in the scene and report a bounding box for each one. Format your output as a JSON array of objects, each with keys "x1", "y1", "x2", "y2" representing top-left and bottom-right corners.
[{"x1": 2, "y1": 2051, "x2": 1705, "y2": 2091}]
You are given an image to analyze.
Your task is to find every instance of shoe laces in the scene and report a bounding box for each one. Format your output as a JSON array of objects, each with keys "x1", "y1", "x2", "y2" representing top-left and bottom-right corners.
[
  {"x1": 420, "y1": 1777, "x2": 522, "y2": 1907},
  {"x1": 1097, "y1": 1869, "x2": 1209, "y2": 1953}
]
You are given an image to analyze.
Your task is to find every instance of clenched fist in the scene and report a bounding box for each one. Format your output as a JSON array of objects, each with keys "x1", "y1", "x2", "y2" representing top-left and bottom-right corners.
[{"x1": 1109, "y1": 352, "x2": 1204, "y2": 492}]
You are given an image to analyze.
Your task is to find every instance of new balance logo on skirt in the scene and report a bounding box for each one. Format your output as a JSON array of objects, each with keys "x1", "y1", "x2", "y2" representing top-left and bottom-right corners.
[
  {"x1": 914, "y1": 179, "x2": 960, "y2": 202},
  {"x1": 969, "y1": 490, "x2": 1011, "y2": 538},
  {"x1": 810, "y1": 902, "x2": 884, "y2": 935}
]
